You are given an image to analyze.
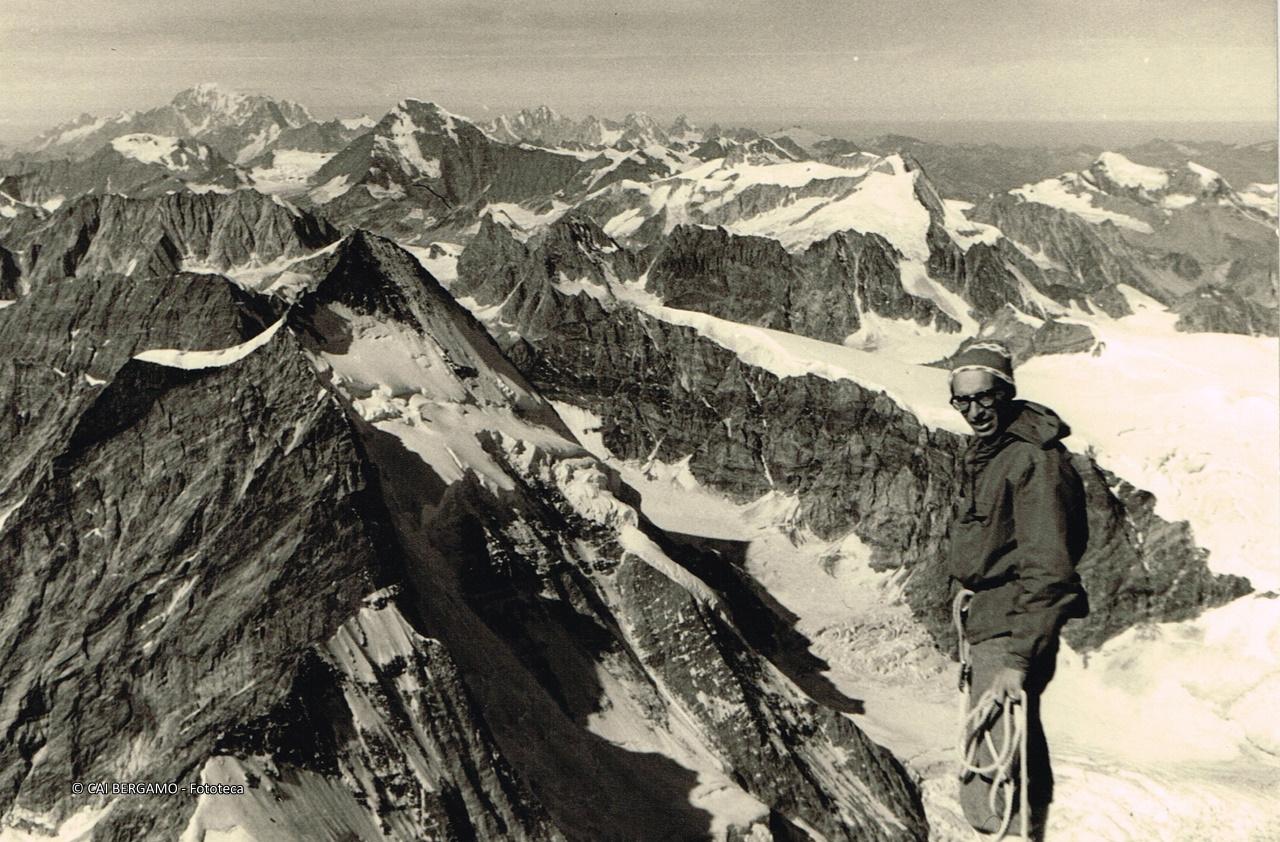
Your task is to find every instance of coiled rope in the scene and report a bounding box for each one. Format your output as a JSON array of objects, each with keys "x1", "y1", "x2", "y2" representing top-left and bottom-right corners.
[{"x1": 954, "y1": 588, "x2": 1030, "y2": 841}]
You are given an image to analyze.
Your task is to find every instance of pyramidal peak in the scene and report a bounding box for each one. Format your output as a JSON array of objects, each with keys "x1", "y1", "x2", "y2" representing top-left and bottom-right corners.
[
  {"x1": 527, "y1": 104, "x2": 562, "y2": 121},
  {"x1": 395, "y1": 98, "x2": 458, "y2": 116}
]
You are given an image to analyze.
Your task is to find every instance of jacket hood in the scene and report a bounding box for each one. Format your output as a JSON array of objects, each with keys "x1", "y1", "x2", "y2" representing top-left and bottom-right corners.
[{"x1": 1005, "y1": 400, "x2": 1071, "y2": 448}]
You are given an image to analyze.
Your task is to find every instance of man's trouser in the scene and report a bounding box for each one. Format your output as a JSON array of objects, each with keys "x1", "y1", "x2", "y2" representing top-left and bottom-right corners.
[{"x1": 960, "y1": 634, "x2": 1059, "y2": 838}]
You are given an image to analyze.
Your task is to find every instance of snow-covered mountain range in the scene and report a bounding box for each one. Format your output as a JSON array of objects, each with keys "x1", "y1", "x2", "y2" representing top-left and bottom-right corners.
[{"x1": 0, "y1": 85, "x2": 1277, "y2": 841}]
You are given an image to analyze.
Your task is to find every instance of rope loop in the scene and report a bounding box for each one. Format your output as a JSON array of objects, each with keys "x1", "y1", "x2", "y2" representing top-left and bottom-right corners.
[{"x1": 954, "y1": 588, "x2": 1031, "y2": 841}]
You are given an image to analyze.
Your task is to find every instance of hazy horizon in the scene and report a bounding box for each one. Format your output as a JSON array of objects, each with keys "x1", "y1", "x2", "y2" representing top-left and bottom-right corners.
[
  {"x1": 0, "y1": 82, "x2": 1275, "y2": 151},
  {"x1": 3, "y1": 0, "x2": 1275, "y2": 148}
]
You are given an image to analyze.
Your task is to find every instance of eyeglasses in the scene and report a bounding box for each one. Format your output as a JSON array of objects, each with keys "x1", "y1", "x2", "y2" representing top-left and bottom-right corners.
[{"x1": 950, "y1": 390, "x2": 1003, "y2": 412}]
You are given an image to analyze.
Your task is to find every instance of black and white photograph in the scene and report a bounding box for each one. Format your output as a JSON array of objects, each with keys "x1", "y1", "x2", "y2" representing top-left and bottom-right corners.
[{"x1": 1, "y1": 2, "x2": 1277, "y2": 840}]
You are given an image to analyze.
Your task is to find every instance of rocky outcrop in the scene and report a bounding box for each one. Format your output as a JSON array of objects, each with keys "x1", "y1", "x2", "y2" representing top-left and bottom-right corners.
[
  {"x1": 969, "y1": 195, "x2": 1166, "y2": 313},
  {"x1": 0, "y1": 272, "x2": 396, "y2": 838},
  {"x1": 969, "y1": 157, "x2": 1279, "y2": 318},
  {"x1": 0, "y1": 245, "x2": 19, "y2": 298},
  {"x1": 1172, "y1": 285, "x2": 1279, "y2": 336},
  {"x1": 645, "y1": 225, "x2": 811, "y2": 330},
  {"x1": 0, "y1": 191, "x2": 338, "y2": 290},
  {"x1": 646, "y1": 225, "x2": 959, "y2": 341},
  {"x1": 949, "y1": 305, "x2": 1098, "y2": 366},
  {"x1": 455, "y1": 214, "x2": 959, "y2": 348}
]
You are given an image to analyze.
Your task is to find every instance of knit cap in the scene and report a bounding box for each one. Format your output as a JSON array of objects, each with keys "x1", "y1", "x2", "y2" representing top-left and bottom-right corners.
[{"x1": 950, "y1": 341, "x2": 1015, "y2": 386}]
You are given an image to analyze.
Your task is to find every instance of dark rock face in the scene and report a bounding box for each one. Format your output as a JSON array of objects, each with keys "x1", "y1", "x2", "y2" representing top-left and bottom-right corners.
[
  {"x1": 456, "y1": 214, "x2": 960, "y2": 350},
  {"x1": 645, "y1": 225, "x2": 810, "y2": 331},
  {"x1": 0, "y1": 233, "x2": 933, "y2": 840},
  {"x1": 1172, "y1": 285, "x2": 1279, "y2": 337},
  {"x1": 645, "y1": 225, "x2": 959, "y2": 341},
  {"x1": 970, "y1": 196, "x2": 1165, "y2": 312},
  {"x1": 0, "y1": 245, "x2": 19, "y2": 298},
  {"x1": 0, "y1": 266, "x2": 571, "y2": 840},
  {"x1": 0, "y1": 191, "x2": 338, "y2": 290},
  {"x1": 0, "y1": 140, "x2": 248, "y2": 206},
  {"x1": 949, "y1": 306, "x2": 1098, "y2": 366},
  {"x1": 0, "y1": 274, "x2": 384, "y2": 837},
  {"x1": 802, "y1": 230, "x2": 961, "y2": 334}
]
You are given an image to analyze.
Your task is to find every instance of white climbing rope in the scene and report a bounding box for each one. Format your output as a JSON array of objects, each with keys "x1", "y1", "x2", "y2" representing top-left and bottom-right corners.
[{"x1": 954, "y1": 588, "x2": 1031, "y2": 841}]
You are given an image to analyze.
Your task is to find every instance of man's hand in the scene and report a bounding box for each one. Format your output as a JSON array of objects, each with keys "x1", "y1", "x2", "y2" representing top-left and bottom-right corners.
[{"x1": 989, "y1": 666, "x2": 1025, "y2": 700}]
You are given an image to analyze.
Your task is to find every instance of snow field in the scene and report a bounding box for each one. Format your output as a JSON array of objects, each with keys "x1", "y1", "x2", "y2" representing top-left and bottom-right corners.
[
  {"x1": 402, "y1": 242, "x2": 462, "y2": 286},
  {"x1": 1016, "y1": 285, "x2": 1280, "y2": 589},
  {"x1": 1095, "y1": 152, "x2": 1170, "y2": 192},
  {"x1": 248, "y1": 150, "x2": 336, "y2": 195},
  {"x1": 0, "y1": 803, "x2": 117, "y2": 842},
  {"x1": 179, "y1": 756, "x2": 385, "y2": 842}
]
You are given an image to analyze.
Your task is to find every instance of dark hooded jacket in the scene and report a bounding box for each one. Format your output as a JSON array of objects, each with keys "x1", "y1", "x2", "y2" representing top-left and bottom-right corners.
[{"x1": 948, "y1": 400, "x2": 1089, "y2": 670}]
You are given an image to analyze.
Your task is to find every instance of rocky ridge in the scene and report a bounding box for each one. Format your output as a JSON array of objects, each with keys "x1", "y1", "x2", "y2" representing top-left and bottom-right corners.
[
  {"x1": 0, "y1": 232, "x2": 931, "y2": 840},
  {"x1": 0, "y1": 191, "x2": 339, "y2": 293},
  {"x1": 0, "y1": 136, "x2": 250, "y2": 207}
]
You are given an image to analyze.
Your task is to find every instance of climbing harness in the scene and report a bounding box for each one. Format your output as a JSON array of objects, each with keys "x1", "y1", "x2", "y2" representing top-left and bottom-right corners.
[{"x1": 954, "y1": 588, "x2": 1031, "y2": 841}]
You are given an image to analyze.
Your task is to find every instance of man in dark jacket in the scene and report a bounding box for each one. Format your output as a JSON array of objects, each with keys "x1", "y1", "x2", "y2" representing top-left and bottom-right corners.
[{"x1": 947, "y1": 341, "x2": 1088, "y2": 840}]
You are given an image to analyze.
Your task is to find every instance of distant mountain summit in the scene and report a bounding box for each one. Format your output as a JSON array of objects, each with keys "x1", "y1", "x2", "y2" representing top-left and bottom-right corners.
[
  {"x1": 23, "y1": 84, "x2": 314, "y2": 164},
  {"x1": 482, "y1": 107, "x2": 705, "y2": 150}
]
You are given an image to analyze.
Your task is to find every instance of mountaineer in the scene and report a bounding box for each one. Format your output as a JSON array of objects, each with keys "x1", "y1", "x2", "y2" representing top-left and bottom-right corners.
[{"x1": 947, "y1": 341, "x2": 1089, "y2": 841}]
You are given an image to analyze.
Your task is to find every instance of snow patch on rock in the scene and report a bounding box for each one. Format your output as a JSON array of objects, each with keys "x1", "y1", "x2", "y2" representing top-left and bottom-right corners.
[
  {"x1": 133, "y1": 317, "x2": 286, "y2": 370},
  {"x1": 309, "y1": 175, "x2": 352, "y2": 204},
  {"x1": 0, "y1": 803, "x2": 117, "y2": 842},
  {"x1": 380, "y1": 108, "x2": 442, "y2": 178},
  {"x1": 941, "y1": 199, "x2": 1003, "y2": 250},
  {"x1": 1012, "y1": 174, "x2": 1154, "y2": 233},
  {"x1": 110, "y1": 133, "x2": 185, "y2": 167},
  {"x1": 1094, "y1": 152, "x2": 1170, "y2": 191},
  {"x1": 250, "y1": 150, "x2": 336, "y2": 194}
]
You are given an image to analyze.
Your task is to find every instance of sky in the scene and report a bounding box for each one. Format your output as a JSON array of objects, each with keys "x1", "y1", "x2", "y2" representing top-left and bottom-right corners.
[{"x1": 1, "y1": 0, "x2": 1277, "y2": 146}]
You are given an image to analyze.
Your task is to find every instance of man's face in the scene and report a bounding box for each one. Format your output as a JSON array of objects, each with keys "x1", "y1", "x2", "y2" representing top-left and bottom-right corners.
[{"x1": 950, "y1": 369, "x2": 1008, "y2": 440}]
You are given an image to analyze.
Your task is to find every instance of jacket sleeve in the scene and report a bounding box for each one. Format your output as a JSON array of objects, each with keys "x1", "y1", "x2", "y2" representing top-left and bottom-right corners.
[{"x1": 1003, "y1": 446, "x2": 1087, "y2": 670}]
